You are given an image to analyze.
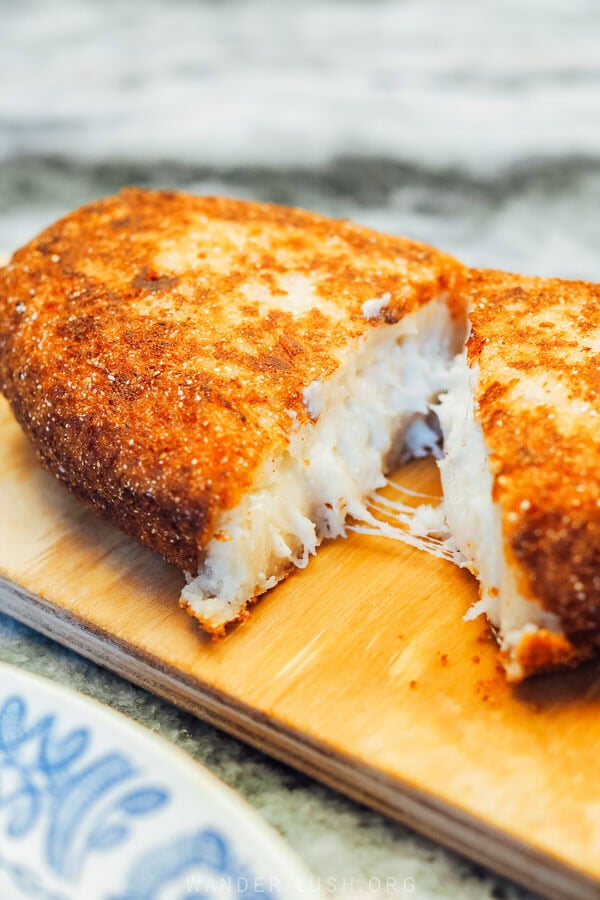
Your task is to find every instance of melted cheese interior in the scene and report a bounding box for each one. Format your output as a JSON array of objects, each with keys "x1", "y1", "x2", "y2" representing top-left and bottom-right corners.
[
  {"x1": 436, "y1": 351, "x2": 562, "y2": 679},
  {"x1": 181, "y1": 298, "x2": 462, "y2": 629}
]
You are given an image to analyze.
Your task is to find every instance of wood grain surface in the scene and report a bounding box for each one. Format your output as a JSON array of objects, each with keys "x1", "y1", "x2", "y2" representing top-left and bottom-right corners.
[{"x1": 1, "y1": 392, "x2": 600, "y2": 900}]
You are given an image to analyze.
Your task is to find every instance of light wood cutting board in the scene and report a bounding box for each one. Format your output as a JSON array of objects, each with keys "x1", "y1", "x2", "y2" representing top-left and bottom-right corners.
[{"x1": 2, "y1": 391, "x2": 600, "y2": 900}]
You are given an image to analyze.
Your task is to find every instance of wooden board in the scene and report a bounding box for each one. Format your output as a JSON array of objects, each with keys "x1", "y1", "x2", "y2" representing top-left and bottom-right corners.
[{"x1": 2, "y1": 393, "x2": 600, "y2": 900}]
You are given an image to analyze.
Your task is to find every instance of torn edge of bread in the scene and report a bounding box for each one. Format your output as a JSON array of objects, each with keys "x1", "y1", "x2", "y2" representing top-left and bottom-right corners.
[
  {"x1": 436, "y1": 352, "x2": 581, "y2": 681},
  {"x1": 181, "y1": 297, "x2": 464, "y2": 632}
]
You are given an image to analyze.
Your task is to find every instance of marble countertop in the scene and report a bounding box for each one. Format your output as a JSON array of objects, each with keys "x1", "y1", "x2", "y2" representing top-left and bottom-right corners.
[{"x1": 1, "y1": 2, "x2": 598, "y2": 897}]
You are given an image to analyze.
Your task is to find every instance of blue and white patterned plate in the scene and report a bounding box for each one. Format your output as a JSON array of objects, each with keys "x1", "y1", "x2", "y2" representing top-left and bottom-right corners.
[{"x1": 0, "y1": 662, "x2": 315, "y2": 900}]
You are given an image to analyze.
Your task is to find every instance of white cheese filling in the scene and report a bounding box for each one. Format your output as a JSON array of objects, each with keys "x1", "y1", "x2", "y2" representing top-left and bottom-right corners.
[
  {"x1": 435, "y1": 351, "x2": 562, "y2": 678},
  {"x1": 182, "y1": 298, "x2": 461, "y2": 629}
]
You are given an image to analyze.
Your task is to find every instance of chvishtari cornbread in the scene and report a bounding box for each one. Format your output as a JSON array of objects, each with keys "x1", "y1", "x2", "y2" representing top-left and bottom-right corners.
[
  {"x1": 0, "y1": 189, "x2": 466, "y2": 632},
  {"x1": 437, "y1": 268, "x2": 600, "y2": 680}
]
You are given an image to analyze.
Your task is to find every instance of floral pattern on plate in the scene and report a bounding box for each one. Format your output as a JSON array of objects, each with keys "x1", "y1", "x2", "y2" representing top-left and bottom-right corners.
[{"x1": 0, "y1": 664, "x2": 311, "y2": 900}]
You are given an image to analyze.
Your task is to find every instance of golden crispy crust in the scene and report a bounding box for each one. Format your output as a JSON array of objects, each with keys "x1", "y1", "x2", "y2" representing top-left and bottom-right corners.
[
  {"x1": 0, "y1": 189, "x2": 463, "y2": 572},
  {"x1": 466, "y1": 269, "x2": 600, "y2": 655}
]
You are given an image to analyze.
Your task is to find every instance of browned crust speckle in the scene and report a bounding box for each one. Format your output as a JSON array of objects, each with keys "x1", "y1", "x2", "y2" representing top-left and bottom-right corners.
[
  {"x1": 506, "y1": 629, "x2": 588, "y2": 682},
  {"x1": 0, "y1": 189, "x2": 463, "y2": 573},
  {"x1": 466, "y1": 269, "x2": 600, "y2": 656}
]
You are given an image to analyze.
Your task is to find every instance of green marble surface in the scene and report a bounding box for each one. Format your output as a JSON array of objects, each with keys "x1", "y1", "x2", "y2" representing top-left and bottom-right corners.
[{"x1": 0, "y1": 614, "x2": 532, "y2": 899}]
